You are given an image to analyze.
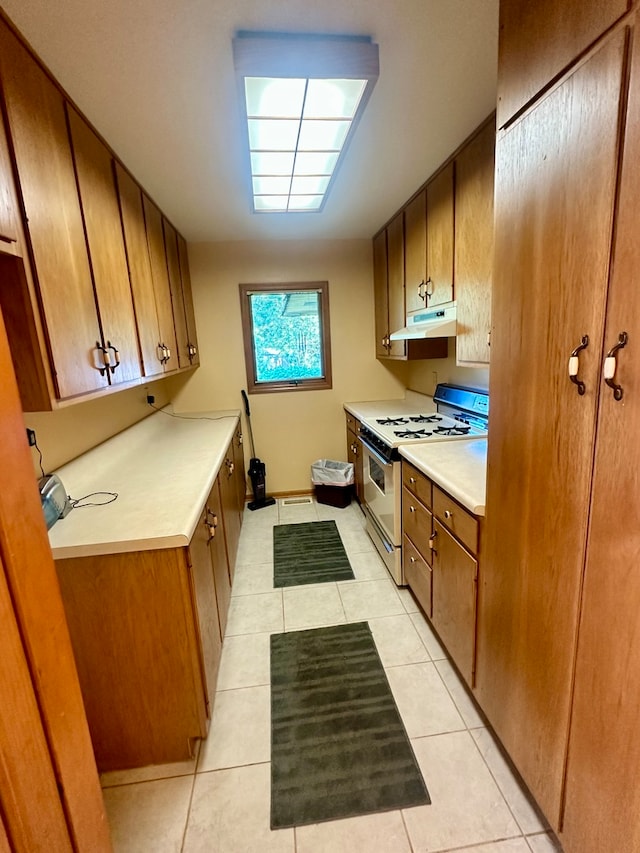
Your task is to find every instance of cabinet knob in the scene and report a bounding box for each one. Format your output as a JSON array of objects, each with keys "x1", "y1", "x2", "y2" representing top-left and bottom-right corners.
[
  {"x1": 409, "y1": 476, "x2": 416, "y2": 484},
  {"x1": 410, "y1": 556, "x2": 416, "y2": 563},
  {"x1": 409, "y1": 505, "x2": 416, "y2": 513},
  {"x1": 444, "y1": 509, "x2": 453, "y2": 519}
]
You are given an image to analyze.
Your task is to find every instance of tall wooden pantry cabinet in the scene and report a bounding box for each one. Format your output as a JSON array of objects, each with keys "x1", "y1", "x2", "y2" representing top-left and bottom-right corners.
[{"x1": 477, "y1": 3, "x2": 640, "y2": 852}]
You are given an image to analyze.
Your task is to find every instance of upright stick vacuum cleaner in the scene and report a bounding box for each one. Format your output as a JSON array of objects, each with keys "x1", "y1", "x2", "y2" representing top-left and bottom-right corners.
[{"x1": 241, "y1": 390, "x2": 276, "y2": 511}]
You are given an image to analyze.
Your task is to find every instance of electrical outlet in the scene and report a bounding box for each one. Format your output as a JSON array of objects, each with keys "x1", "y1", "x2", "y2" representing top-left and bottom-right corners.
[
  {"x1": 26, "y1": 428, "x2": 37, "y2": 447},
  {"x1": 146, "y1": 394, "x2": 155, "y2": 405}
]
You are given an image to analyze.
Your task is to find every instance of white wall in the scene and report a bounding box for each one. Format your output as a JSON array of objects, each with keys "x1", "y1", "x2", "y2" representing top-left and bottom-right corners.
[{"x1": 173, "y1": 238, "x2": 406, "y2": 494}]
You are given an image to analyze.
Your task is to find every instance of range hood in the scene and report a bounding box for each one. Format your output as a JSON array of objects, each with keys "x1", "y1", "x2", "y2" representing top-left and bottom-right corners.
[{"x1": 389, "y1": 302, "x2": 457, "y2": 340}]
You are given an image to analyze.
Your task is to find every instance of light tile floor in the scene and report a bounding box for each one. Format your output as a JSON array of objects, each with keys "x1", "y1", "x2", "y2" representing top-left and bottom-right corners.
[{"x1": 101, "y1": 498, "x2": 563, "y2": 853}]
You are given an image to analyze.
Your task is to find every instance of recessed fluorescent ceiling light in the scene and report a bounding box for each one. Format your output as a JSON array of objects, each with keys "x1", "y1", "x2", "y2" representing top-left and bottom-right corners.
[{"x1": 233, "y1": 32, "x2": 379, "y2": 214}]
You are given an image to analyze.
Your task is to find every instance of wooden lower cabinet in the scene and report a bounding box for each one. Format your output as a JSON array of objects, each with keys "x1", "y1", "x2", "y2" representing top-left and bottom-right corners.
[
  {"x1": 403, "y1": 534, "x2": 432, "y2": 618},
  {"x1": 345, "y1": 413, "x2": 364, "y2": 504},
  {"x1": 55, "y1": 469, "x2": 239, "y2": 771},
  {"x1": 56, "y1": 548, "x2": 208, "y2": 770},
  {"x1": 431, "y1": 520, "x2": 478, "y2": 686},
  {"x1": 402, "y1": 462, "x2": 481, "y2": 687},
  {"x1": 220, "y1": 439, "x2": 242, "y2": 579}
]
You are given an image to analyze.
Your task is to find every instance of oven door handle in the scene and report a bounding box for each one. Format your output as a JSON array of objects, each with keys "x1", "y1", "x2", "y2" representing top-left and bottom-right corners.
[{"x1": 359, "y1": 435, "x2": 392, "y2": 467}]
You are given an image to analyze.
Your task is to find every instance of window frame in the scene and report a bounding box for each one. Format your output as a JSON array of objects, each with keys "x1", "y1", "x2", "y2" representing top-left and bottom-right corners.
[{"x1": 239, "y1": 280, "x2": 333, "y2": 394}]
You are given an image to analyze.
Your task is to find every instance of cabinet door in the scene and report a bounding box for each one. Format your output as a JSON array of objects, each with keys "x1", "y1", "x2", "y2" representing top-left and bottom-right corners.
[
  {"x1": 386, "y1": 213, "x2": 406, "y2": 358},
  {"x1": 67, "y1": 107, "x2": 141, "y2": 384},
  {"x1": 403, "y1": 534, "x2": 432, "y2": 618},
  {"x1": 219, "y1": 444, "x2": 241, "y2": 580},
  {"x1": 562, "y1": 16, "x2": 640, "y2": 853},
  {"x1": 0, "y1": 110, "x2": 19, "y2": 251},
  {"x1": 404, "y1": 189, "x2": 427, "y2": 314},
  {"x1": 188, "y1": 502, "x2": 224, "y2": 710},
  {"x1": 162, "y1": 219, "x2": 190, "y2": 369},
  {"x1": 346, "y1": 423, "x2": 363, "y2": 504},
  {"x1": 426, "y1": 163, "x2": 454, "y2": 307},
  {"x1": 177, "y1": 235, "x2": 199, "y2": 367},
  {"x1": 372, "y1": 230, "x2": 389, "y2": 357},
  {"x1": 432, "y1": 520, "x2": 477, "y2": 687},
  {"x1": 114, "y1": 163, "x2": 164, "y2": 377},
  {"x1": 232, "y1": 423, "x2": 246, "y2": 517},
  {"x1": 454, "y1": 120, "x2": 495, "y2": 365},
  {"x1": 143, "y1": 195, "x2": 178, "y2": 371},
  {"x1": 497, "y1": 0, "x2": 628, "y2": 128},
  {"x1": 0, "y1": 25, "x2": 106, "y2": 398},
  {"x1": 477, "y1": 30, "x2": 626, "y2": 826},
  {"x1": 206, "y1": 476, "x2": 232, "y2": 637}
]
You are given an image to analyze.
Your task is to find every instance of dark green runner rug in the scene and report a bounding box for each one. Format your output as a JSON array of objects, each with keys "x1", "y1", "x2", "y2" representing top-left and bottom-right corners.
[
  {"x1": 270, "y1": 622, "x2": 430, "y2": 829},
  {"x1": 273, "y1": 520, "x2": 354, "y2": 587}
]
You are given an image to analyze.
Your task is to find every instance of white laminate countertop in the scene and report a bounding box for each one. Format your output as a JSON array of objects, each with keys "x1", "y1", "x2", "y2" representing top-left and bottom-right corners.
[
  {"x1": 48, "y1": 408, "x2": 240, "y2": 560},
  {"x1": 400, "y1": 439, "x2": 487, "y2": 516}
]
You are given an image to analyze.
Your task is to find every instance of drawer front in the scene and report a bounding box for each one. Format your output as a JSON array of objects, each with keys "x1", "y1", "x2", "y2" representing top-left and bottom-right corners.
[
  {"x1": 345, "y1": 412, "x2": 360, "y2": 435},
  {"x1": 433, "y1": 484, "x2": 478, "y2": 554},
  {"x1": 403, "y1": 534, "x2": 432, "y2": 618},
  {"x1": 402, "y1": 485, "x2": 432, "y2": 562},
  {"x1": 402, "y1": 461, "x2": 432, "y2": 509}
]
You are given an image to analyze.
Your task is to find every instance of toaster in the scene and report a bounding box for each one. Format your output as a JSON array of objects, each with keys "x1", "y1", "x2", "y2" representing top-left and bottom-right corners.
[{"x1": 39, "y1": 474, "x2": 72, "y2": 530}]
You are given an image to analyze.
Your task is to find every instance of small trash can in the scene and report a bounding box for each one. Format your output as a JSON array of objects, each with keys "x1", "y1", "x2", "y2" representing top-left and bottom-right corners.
[{"x1": 311, "y1": 459, "x2": 354, "y2": 508}]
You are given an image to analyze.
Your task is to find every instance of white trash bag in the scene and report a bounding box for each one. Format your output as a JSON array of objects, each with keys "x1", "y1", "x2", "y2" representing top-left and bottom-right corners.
[{"x1": 311, "y1": 459, "x2": 354, "y2": 487}]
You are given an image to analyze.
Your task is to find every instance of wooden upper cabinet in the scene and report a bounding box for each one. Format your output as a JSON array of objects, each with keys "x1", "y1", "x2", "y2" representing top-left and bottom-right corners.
[
  {"x1": 67, "y1": 107, "x2": 141, "y2": 385},
  {"x1": 385, "y1": 213, "x2": 406, "y2": 358},
  {"x1": 0, "y1": 24, "x2": 106, "y2": 400},
  {"x1": 477, "y1": 30, "x2": 626, "y2": 827},
  {"x1": 177, "y1": 235, "x2": 199, "y2": 367},
  {"x1": 497, "y1": 0, "x2": 628, "y2": 128},
  {"x1": 114, "y1": 163, "x2": 164, "y2": 378},
  {"x1": 143, "y1": 196, "x2": 178, "y2": 372},
  {"x1": 0, "y1": 112, "x2": 19, "y2": 251},
  {"x1": 454, "y1": 120, "x2": 495, "y2": 365},
  {"x1": 426, "y1": 163, "x2": 454, "y2": 308},
  {"x1": 162, "y1": 219, "x2": 190, "y2": 369},
  {"x1": 404, "y1": 189, "x2": 427, "y2": 314},
  {"x1": 372, "y1": 230, "x2": 389, "y2": 358}
]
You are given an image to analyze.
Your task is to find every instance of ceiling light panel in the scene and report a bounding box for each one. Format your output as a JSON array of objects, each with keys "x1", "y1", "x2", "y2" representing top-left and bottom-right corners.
[{"x1": 233, "y1": 33, "x2": 379, "y2": 214}]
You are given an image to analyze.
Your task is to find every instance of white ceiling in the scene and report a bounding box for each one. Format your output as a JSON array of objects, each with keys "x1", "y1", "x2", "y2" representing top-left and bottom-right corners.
[{"x1": 0, "y1": 0, "x2": 499, "y2": 243}]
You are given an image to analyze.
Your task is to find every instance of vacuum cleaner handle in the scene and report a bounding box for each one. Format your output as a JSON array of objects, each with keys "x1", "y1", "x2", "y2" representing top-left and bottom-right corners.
[{"x1": 241, "y1": 389, "x2": 251, "y2": 417}]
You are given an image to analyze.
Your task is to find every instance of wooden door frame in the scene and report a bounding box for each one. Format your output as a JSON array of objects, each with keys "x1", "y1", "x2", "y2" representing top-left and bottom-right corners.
[{"x1": 0, "y1": 294, "x2": 112, "y2": 851}]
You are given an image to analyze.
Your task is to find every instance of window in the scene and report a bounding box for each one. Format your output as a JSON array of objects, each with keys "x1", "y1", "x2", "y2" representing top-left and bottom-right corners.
[{"x1": 239, "y1": 281, "x2": 332, "y2": 393}]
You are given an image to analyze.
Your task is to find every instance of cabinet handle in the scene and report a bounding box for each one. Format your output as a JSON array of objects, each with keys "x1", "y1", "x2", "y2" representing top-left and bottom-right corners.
[
  {"x1": 603, "y1": 332, "x2": 628, "y2": 401},
  {"x1": 418, "y1": 280, "x2": 427, "y2": 303},
  {"x1": 568, "y1": 335, "x2": 589, "y2": 396},
  {"x1": 425, "y1": 277, "x2": 434, "y2": 299},
  {"x1": 95, "y1": 341, "x2": 110, "y2": 376},
  {"x1": 206, "y1": 521, "x2": 216, "y2": 542},
  {"x1": 428, "y1": 530, "x2": 437, "y2": 551},
  {"x1": 444, "y1": 509, "x2": 453, "y2": 520},
  {"x1": 487, "y1": 330, "x2": 491, "y2": 347},
  {"x1": 188, "y1": 343, "x2": 197, "y2": 360},
  {"x1": 226, "y1": 459, "x2": 235, "y2": 475},
  {"x1": 106, "y1": 341, "x2": 120, "y2": 373},
  {"x1": 237, "y1": 433, "x2": 243, "y2": 445},
  {"x1": 158, "y1": 343, "x2": 171, "y2": 364},
  {"x1": 206, "y1": 507, "x2": 218, "y2": 527}
]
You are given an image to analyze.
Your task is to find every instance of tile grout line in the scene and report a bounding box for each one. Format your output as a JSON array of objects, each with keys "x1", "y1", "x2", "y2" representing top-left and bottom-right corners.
[{"x1": 179, "y1": 765, "x2": 198, "y2": 853}]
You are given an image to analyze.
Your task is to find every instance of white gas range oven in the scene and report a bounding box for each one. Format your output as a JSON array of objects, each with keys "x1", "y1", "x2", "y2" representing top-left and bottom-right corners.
[{"x1": 358, "y1": 384, "x2": 489, "y2": 585}]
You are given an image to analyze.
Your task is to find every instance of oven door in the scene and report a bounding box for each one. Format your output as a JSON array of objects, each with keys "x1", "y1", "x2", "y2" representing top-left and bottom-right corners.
[{"x1": 360, "y1": 441, "x2": 401, "y2": 549}]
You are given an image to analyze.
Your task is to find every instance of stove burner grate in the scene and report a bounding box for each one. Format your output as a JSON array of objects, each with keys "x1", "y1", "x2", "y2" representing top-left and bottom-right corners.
[
  {"x1": 408, "y1": 414, "x2": 443, "y2": 424},
  {"x1": 377, "y1": 417, "x2": 408, "y2": 426},
  {"x1": 433, "y1": 424, "x2": 471, "y2": 436},
  {"x1": 394, "y1": 428, "x2": 433, "y2": 439}
]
